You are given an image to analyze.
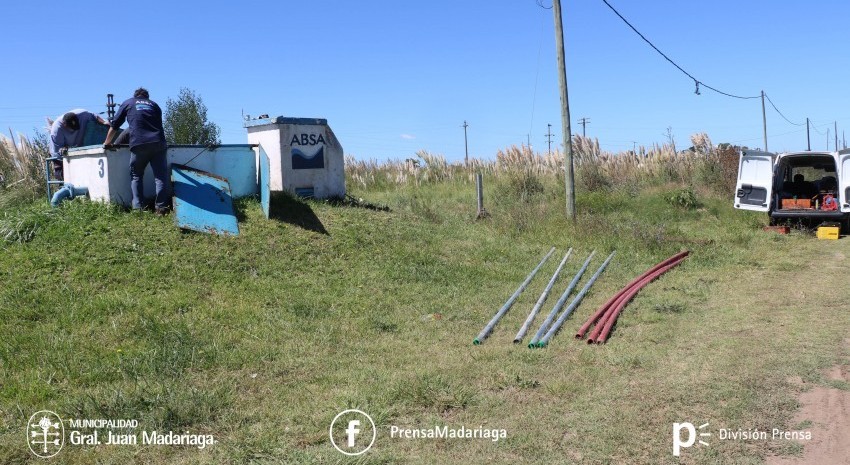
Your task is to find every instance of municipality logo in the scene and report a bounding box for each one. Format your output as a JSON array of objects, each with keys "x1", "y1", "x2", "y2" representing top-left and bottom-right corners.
[{"x1": 28, "y1": 410, "x2": 64, "y2": 458}]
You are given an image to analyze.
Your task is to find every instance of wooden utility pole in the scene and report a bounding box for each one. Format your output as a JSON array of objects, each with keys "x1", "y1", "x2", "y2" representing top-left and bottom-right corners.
[
  {"x1": 476, "y1": 172, "x2": 488, "y2": 219},
  {"x1": 578, "y1": 117, "x2": 590, "y2": 137},
  {"x1": 463, "y1": 120, "x2": 469, "y2": 167},
  {"x1": 761, "y1": 90, "x2": 768, "y2": 152},
  {"x1": 807, "y1": 118, "x2": 811, "y2": 151},
  {"x1": 553, "y1": 0, "x2": 575, "y2": 220}
]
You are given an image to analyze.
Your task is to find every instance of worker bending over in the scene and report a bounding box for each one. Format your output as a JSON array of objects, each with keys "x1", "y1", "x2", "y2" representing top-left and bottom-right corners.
[{"x1": 49, "y1": 109, "x2": 110, "y2": 181}]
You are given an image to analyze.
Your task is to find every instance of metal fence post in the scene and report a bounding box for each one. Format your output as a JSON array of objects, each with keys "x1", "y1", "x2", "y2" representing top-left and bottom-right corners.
[{"x1": 476, "y1": 172, "x2": 488, "y2": 219}]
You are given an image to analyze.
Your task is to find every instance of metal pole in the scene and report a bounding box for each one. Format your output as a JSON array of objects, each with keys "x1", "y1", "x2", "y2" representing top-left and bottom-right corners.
[
  {"x1": 528, "y1": 250, "x2": 596, "y2": 347},
  {"x1": 44, "y1": 158, "x2": 51, "y2": 200},
  {"x1": 553, "y1": 0, "x2": 575, "y2": 220},
  {"x1": 473, "y1": 247, "x2": 556, "y2": 345},
  {"x1": 538, "y1": 251, "x2": 616, "y2": 348},
  {"x1": 107, "y1": 93, "x2": 116, "y2": 122},
  {"x1": 513, "y1": 249, "x2": 572, "y2": 343},
  {"x1": 463, "y1": 120, "x2": 469, "y2": 167},
  {"x1": 546, "y1": 123, "x2": 553, "y2": 155},
  {"x1": 761, "y1": 90, "x2": 768, "y2": 152},
  {"x1": 807, "y1": 118, "x2": 811, "y2": 151}
]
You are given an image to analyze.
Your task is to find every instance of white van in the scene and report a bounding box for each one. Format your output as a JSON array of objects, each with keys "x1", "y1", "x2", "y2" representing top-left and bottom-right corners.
[{"x1": 734, "y1": 149, "x2": 850, "y2": 229}]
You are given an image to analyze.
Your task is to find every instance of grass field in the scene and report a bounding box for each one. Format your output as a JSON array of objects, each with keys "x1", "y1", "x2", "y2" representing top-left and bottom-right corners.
[{"x1": 1, "y1": 172, "x2": 849, "y2": 464}]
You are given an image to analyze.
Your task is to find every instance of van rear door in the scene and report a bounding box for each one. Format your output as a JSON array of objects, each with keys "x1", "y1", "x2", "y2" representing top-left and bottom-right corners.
[
  {"x1": 735, "y1": 149, "x2": 775, "y2": 212},
  {"x1": 839, "y1": 149, "x2": 850, "y2": 212}
]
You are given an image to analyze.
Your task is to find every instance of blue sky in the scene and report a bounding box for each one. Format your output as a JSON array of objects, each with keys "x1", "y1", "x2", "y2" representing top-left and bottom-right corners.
[{"x1": 3, "y1": 1, "x2": 850, "y2": 162}]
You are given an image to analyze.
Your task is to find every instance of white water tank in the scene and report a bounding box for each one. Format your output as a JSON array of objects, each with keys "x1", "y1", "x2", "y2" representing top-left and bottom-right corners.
[{"x1": 63, "y1": 145, "x2": 258, "y2": 206}]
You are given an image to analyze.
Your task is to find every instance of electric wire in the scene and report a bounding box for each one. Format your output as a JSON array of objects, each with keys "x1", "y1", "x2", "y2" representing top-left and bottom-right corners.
[
  {"x1": 600, "y1": 0, "x2": 759, "y2": 100},
  {"x1": 596, "y1": 0, "x2": 830, "y2": 144},
  {"x1": 809, "y1": 122, "x2": 827, "y2": 135},
  {"x1": 529, "y1": 10, "x2": 547, "y2": 144},
  {"x1": 763, "y1": 93, "x2": 805, "y2": 126}
]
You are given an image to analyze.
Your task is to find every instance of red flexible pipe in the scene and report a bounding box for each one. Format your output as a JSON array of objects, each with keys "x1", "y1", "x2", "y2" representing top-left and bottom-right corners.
[
  {"x1": 594, "y1": 255, "x2": 687, "y2": 344},
  {"x1": 575, "y1": 251, "x2": 689, "y2": 339},
  {"x1": 586, "y1": 256, "x2": 686, "y2": 343},
  {"x1": 585, "y1": 312, "x2": 609, "y2": 343},
  {"x1": 587, "y1": 261, "x2": 683, "y2": 343}
]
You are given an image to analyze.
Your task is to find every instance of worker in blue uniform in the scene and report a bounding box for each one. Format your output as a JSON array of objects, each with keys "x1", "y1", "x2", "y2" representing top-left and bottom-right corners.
[
  {"x1": 103, "y1": 88, "x2": 170, "y2": 214},
  {"x1": 49, "y1": 109, "x2": 110, "y2": 180}
]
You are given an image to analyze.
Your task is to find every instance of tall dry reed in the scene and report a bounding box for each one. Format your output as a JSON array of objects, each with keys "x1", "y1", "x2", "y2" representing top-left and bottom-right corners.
[
  {"x1": 0, "y1": 131, "x2": 50, "y2": 206},
  {"x1": 346, "y1": 133, "x2": 737, "y2": 192}
]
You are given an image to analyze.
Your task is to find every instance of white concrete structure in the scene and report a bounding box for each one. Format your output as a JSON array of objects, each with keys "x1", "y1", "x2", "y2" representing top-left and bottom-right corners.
[
  {"x1": 245, "y1": 116, "x2": 345, "y2": 199},
  {"x1": 63, "y1": 144, "x2": 258, "y2": 207}
]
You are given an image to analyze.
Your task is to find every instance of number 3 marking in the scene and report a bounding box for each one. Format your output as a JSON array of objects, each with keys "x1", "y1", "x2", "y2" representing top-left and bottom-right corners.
[{"x1": 98, "y1": 159, "x2": 105, "y2": 178}]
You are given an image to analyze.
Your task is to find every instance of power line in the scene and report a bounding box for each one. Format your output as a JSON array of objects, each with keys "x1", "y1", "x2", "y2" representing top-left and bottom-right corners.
[
  {"x1": 529, "y1": 10, "x2": 547, "y2": 143},
  {"x1": 763, "y1": 93, "x2": 805, "y2": 126},
  {"x1": 0, "y1": 104, "x2": 103, "y2": 110},
  {"x1": 809, "y1": 122, "x2": 827, "y2": 135},
  {"x1": 600, "y1": 0, "x2": 759, "y2": 100},
  {"x1": 732, "y1": 127, "x2": 807, "y2": 144}
]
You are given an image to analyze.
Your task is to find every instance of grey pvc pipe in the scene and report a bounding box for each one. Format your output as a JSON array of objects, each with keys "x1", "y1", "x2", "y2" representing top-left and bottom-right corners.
[
  {"x1": 473, "y1": 247, "x2": 555, "y2": 345},
  {"x1": 513, "y1": 248, "x2": 573, "y2": 344},
  {"x1": 528, "y1": 250, "x2": 596, "y2": 348},
  {"x1": 537, "y1": 251, "x2": 616, "y2": 348}
]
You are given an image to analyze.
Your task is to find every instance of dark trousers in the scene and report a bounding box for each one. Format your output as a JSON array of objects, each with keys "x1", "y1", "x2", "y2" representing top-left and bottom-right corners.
[{"x1": 129, "y1": 141, "x2": 169, "y2": 210}]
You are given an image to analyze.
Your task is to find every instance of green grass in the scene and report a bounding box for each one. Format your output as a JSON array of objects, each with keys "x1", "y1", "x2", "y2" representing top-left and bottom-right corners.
[{"x1": 1, "y1": 177, "x2": 849, "y2": 464}]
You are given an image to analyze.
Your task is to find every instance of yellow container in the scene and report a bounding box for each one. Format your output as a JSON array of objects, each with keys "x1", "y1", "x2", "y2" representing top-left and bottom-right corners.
[{"x1": 817, "y1": 226, "x2": 840, "y2": 240}]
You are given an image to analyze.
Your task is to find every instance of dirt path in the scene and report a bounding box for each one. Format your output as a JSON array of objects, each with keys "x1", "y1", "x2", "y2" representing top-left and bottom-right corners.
[{"x1": 767, "y1": 339, "x2": 850, "y2": 465}]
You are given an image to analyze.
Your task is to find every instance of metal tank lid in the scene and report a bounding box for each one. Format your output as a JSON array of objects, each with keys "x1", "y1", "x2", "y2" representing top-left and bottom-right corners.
[{"x1": 243, "y1": 116, "x2": 327, "y2": 128}]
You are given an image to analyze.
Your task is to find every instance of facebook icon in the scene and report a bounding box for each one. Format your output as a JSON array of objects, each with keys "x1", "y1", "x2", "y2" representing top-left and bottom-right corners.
[
  {"x1": 330, "y1": 409, "x2": 375, "y2": 456},
  {"x1": 346, "y1": 420, "x2": 361, "y2": 448}
]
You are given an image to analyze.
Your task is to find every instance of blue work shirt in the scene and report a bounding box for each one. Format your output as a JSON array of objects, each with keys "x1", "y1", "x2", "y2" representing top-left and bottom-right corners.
[
  {"x1": 111, "y1": 98, "x2": 166, "y2": 149},
  {"x1": 49, "y1": 109, "x2": 98, "y2": 158}
]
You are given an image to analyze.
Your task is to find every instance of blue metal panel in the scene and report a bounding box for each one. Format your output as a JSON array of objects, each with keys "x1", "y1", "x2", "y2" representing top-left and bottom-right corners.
[
  {"x1": 171, "y1": 164, "x2": 239, "y2": 236},
  {"x1": 259, "y1": 146, "x2": 271, "y2": 218},
  {"x1": 168, "y1": 146, "x2": 258, "y2": 198}
]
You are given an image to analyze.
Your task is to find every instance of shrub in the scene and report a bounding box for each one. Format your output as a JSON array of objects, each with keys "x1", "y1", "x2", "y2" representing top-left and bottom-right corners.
[{"x1": 666, "y1": 187, "x2": 700, "y2": 209}]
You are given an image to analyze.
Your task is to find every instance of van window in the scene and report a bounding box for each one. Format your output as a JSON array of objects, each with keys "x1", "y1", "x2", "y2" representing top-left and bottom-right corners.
[{"x1": 792, "y1": 165, "x2": 835, "y2": 181}]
